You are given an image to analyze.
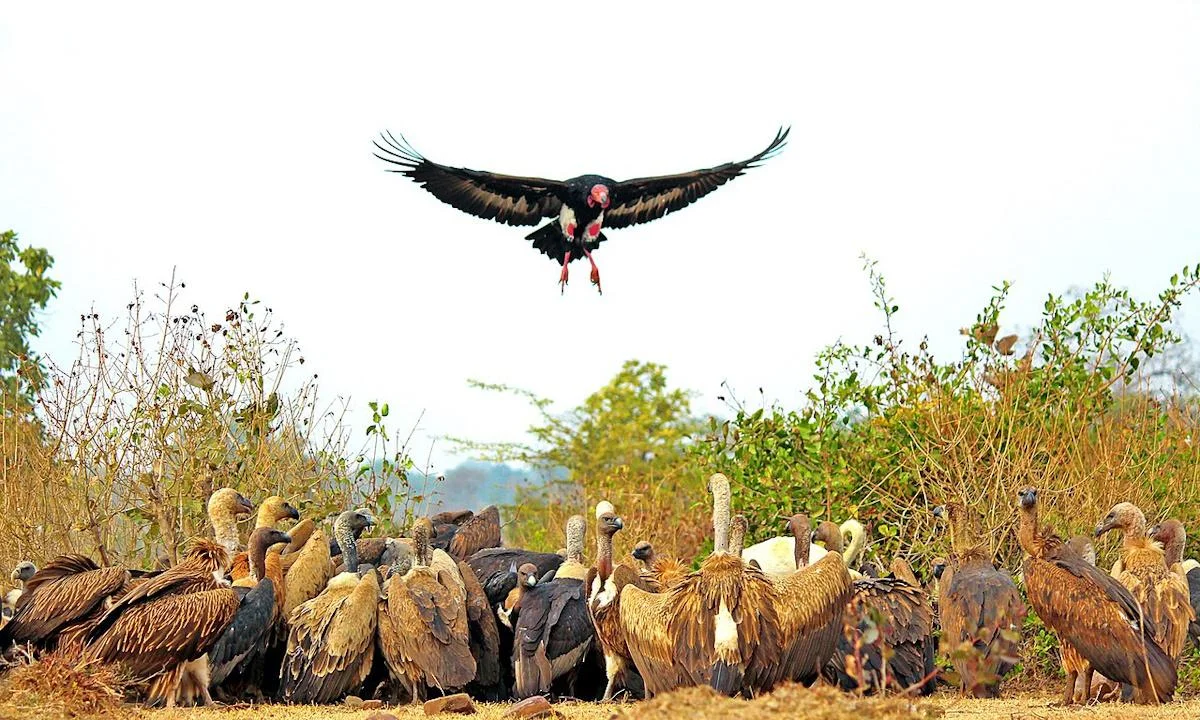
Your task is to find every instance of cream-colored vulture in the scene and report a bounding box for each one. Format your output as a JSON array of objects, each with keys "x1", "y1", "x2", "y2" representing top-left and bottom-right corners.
[
  {"x1": 2, "y1": 562, "x2": 36, "y2": 624},
  {"x1": 1018, "y1": 488, "x2": 1176, "y2": 705},
  {"x1": 619, "y1": 474, "x2": 785, "y2": 698},
  {"x1": 83, "y1": 538, "x2": 240, "y2": 707},
  {"x1": 231, "y1": 496, "x2": 300, "y2": 581},
  {"x1": 1096, "y1": 502, "x2": 1193, "y2": 665},
  {"x1": 280, "y1": 510, "x2": 381, "y2": 704},
  {"x1": 586, "y1": 500, "x2": 653, "y2": 700},
  {"x1": 377, "y1": 517, "x2": 476, "y2": 702}
]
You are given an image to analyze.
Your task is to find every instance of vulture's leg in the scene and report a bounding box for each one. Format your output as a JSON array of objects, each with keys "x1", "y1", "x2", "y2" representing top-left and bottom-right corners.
[
  {"x1": 199, "y1": 684, "x2": 215, "y2": 707},
  {"x1": 1061, "y1": 670, "x2": 1077, "y2": 705},
  {"x1": 559, "y1": 251, "x2": 572, "y2": 293},
  {"x1": 601, "y1": 674, "x2": 617, "y2": 702},
  {"x1": 583, "y1": 247, "x2": 601, "y2": 294},
  {"x1": 1079, "y1": 665, "x2": 1093, "y2": 705}
]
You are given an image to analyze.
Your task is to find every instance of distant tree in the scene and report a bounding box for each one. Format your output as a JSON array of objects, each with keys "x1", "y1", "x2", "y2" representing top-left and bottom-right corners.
[{"x1": 0, "y1": 229, "x2": 61, "y2": 402}]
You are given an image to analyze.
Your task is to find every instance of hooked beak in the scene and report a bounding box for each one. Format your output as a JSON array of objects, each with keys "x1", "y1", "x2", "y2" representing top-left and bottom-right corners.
[
  {"x1": 237, "y1": 494, "x2": 254, "y2": 517},
  {"x1": 1018, "y1": 489, "x2": 1037, "y2": 510},
  {"x1": 613, "y1": 516, "x2": 624, "y2": 530},
  {"x1": 932, "y1": 561, "x2": 946, "y2": 579},
  {"x1": 525, "y1": 575, "x2": 537, "y2": 588},
  {"x1": 285, "y1": 505, "x2": 301, "y2": 521},
  {"x1": 1094, "y1": 519, "x2": 1118, "y2": 538}
]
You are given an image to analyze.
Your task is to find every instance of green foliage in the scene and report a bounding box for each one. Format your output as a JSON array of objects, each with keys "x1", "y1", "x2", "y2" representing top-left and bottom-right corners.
[
  {"x1": 456, "y1": 360, "x2": 711, "y2": 557},
  {"x1": 0, "y1": 230, "x2": 61, "y2": 401}
]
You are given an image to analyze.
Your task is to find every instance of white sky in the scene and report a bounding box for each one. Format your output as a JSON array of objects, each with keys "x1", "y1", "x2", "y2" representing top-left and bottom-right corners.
[{"x1": 2, "y1": 3, "x2": 1199, "y2": 472}]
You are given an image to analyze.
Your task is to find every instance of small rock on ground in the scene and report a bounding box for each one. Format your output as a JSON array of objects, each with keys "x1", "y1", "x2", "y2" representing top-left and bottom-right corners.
[
  {"x1": 424, "y1": 693, "x2": 477, "y2": 715},
  {"x1": 504, "y1": 695, "x2": 557, "y2": 718}
]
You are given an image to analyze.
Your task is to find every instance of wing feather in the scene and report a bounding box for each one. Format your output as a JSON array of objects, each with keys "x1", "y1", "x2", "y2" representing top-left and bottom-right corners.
[
  {"x1": 603, "y1": 128, "x2": 788, "y2": 229},
  {"x1": 375, "y1": 132, "x2": 566, "y2": 226}
]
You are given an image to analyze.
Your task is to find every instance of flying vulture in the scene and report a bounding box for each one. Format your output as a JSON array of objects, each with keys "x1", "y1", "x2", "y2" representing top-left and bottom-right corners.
[{"x1": 373, "y1": 128, "x2": 789, "y2": 293}]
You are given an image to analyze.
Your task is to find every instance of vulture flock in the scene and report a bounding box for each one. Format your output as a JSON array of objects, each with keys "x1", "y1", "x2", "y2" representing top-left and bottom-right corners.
[{"x1": 1, "y1": 483, "x2": 1199, "y2": 709}]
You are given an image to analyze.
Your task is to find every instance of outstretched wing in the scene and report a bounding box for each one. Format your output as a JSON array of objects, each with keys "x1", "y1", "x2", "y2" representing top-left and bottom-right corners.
[
  {"x1": 374, "y1": 132, "x2": 567, "y2": 226},
  {"x1": 603, "y1": 127, "x2": 788, "y2": 230}
]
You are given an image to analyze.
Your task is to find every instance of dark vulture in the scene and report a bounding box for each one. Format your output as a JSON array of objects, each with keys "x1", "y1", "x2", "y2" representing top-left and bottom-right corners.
[
  {"x1": 377, "y1": 518, "x2": 475, "y2": 702},
  {"x1": 467, "y1": 548, "x2": 563, "y2": 609},
  {"x1": 459, "y1": 555, "x2": 503, "y2": 700},
  {"x1": 932, "y1": 502, "x2": 1026, "y2": 698},
  {"x1": 512, "y1": 572, "x2": 597, "y2": 699},
  {"x1": 0, "y1": 555, "x2": 128, "y2": 653},
  {"x1": 207, "y1": 528, "x2": 291, "y2": 697},
  {"x1": 586, "y1": 501, "x2": 652, "y2": 701},
  {"x1": 1096, "y1": 502, "x2": 1193, "y2": 665},
  {"x1": 812, "y1": 520, "x2": 935, "y2": 695},
  {"x1": 1149, "y1": 519, "x2": 1200, "y2": 646},
  {"x1": 374, "y1": 128, "x2": 788, "y2": 294},
  {"x1": 1017, "y1": 487, "x2": 1176, "y2": 704},
  {"x1": 280, "y1": 511, "x2": 381, "y2": 704},
  {"x1": 83, "y1": 538, "x2": 239, "y2": 707}
]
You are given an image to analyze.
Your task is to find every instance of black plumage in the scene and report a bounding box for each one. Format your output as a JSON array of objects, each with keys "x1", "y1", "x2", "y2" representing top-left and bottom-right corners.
[
  {"x1": 467, "y1": 548, "x2": 564, "y2": 608},
  {"x1": 208, "y1": 581, "x2": 276, "y2": 687},
  {"x1": 374, "y1": 129, "x2": 788, "y2": 294},
  {"x1": 512, "y1": 577, "x2": 599, "y2": 700}
]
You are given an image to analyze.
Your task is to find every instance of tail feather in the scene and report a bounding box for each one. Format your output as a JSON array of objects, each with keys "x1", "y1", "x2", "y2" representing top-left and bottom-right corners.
[
  {"x1": 1136, "y1": 637, "x2": 1177, "y2": 703},
  {"x1": 709, "y1": 660, "x2": 744, "y2": 697},
  {"x1": 526, "y1": 223, "x2": 570, "y2": 263}
]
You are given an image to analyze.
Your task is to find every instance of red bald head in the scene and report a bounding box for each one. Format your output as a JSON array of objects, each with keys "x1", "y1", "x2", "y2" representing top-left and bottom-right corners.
[{"x1": 588, "y1": 184, "x2": 610, "y2": 209}]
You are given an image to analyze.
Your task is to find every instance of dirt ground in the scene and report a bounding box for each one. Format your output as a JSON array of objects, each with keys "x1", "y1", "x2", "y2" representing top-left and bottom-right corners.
[{"x1": 95, "y1": 691, "x2": 1200, "y2": 720}]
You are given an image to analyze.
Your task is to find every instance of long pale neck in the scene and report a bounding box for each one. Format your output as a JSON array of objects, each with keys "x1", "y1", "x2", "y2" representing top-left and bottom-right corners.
[
  {"x1": 842, "y1": 521, "x2": 866, "y2": 566},
  {"x1": 1122, "y1": 511, "x2": 1148, "y2": 545},
  {"x1": 710, "y1": 475, "x2": 731, "y2": 554},
  {"x1": 1164, "y1": 533, "x2": 1185, "y2": 565},
  {"x1": 256, "y1": 504, "x2": 277, "y2": 529},
  {"x1": 729, "y1": 519, "x2": 746, "y2": 557},
  {"x1": 566, "y1": 518, "x2": 586, "y2": 565},
  {"x1": 211, "y1": 511, "x2": 240, "y2": 556},
  {"x1": 794, "y1": 533, "x2": 810, "y2": 569}
]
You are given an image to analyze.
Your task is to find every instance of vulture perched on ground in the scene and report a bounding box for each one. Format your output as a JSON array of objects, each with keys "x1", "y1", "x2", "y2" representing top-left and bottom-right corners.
[
  {"x1": 512, "y1": 516, "x2": 603, "y2": 699},
  {"x1": 208, "y1": 527, "x2": 291, "y2": 699},
  {"x1": 280, "y1": 510, "x2": 381, "y2": 704},
  {"x1": 932, "y1": 502, "x2": 1026, "y2": 698},
  {"x1": 83, "y1": 538, "x2": 240, "y2": 707},
  {"x1": 1149, "y1": 519, "x2": 1200, "y2": 647},
  {"x1": 1, "y1": 562, "x2": 37, "y2": 628},
  {"x1": 283, "y1": 510, "x2": 374, "y2": 619},
  {"x1": 631, "y1": 542, "x2": 687, "y2": 591},
  {"x1": 374, "y1": 128, "x2": 788, "y2": 294},
  {"x1": 812, "y1": 520, "x2": 935, "y2": 695},
  {"x1": 586, "y1": 501, "x2": 652, "y2": 701},
  {"x1": 1056, "y1": 536, "x2": 1118, "y2": 703},
  {"x1": 231, "y1": 496, "x2": 300, "y2": 581},
  {"x1": 377, "y1": 517, "x2": 475, "y2": 702},
  {"x1": 459, "y1": 554, "x2": 503, "y2": 700},
  {"x1": 0, "y1": 555, "x2": 128, "y2": 653},
  {"x1": 1096, "y1": 502, "x2": 1194, "y2": 666},
  {"x1": 1017, "y1": 487, "x2": 1176, "y2": 705}
]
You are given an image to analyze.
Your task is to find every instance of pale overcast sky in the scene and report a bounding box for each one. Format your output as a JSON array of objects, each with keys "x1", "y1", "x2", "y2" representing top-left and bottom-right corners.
[{"x1": 2, "y1": 3, "x2": 1199, "y2": 472}]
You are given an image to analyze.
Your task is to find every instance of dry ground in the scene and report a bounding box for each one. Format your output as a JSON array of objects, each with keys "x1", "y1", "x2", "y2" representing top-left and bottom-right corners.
[{"x1": 7, "y1": 691, "x2": 1198, "y2": 720}]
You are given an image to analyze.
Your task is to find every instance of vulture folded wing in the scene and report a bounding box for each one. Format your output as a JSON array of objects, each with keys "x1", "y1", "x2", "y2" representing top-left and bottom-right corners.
[
  {"x1": 284, "y1": 530, "x2": 334, "y2": 618},
  {"x1": 284, "y1": 519, "x2": 316, "y2": 555},
  {"x1": 458, "y1": 559, "x2": 501, "y2": 687},
  {"x1": 1026, "y1": 554, "x2": 1176, "y2": 700},
  {"x1": 603, "y1": 128, "x2": 789, "y2": 230},
  {"x1": 85, "y1": 588, "x2": 240, "y2": 681},
  {"x1": 618, "y1": 584, "x2": 684, "y2": 695},
  {"x1": 283, "y1": 573, "x2": 379, "y2": 704},
  {"x1": 0, "y1": 563, "x2": 128, "y2": 647},
  {"x1": 374, "y1": 132, "x2": 566, "y2": 226},
  {"x1": 386, "y1": 571, "x2": 475, "y2": 690},
  {"x1": 449, "y1": 506, "x2": 502, "y2": 561},
  {"x1": 754, "y1": 552, "x2": 851, "y2": 690},
  {"x1": 207, "y1": 580, "x2": 277, "y2": 686},
  {"x1": 88, "y1": 565, "x2": 220, "y2": 642}
]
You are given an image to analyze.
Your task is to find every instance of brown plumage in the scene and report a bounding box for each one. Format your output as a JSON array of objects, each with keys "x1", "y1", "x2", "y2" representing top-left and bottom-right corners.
[
  {"x1": 1017, "y1": 487, "x2": 1176, "y2": 704},
  {"x1": 631, "y1": 542, "x2": 687, "y2": 592},
  {"x1": 448, "y1": 505, "x2": 502, "y2": 561},
  {"x1": 750, "y1": 514, "x2": 853, "y2": 693},
  {"x1": 1148, "y1": 519, "x2": 1200, "y2": 646},
  {"x1": 933, "y1": 502, "x2": 1026, "y2": 698},
  {"x1": 1096, "y1": 502, "x2": 1193, "y2": 664},
  {"x1": 619, "y1": 474, "x2": 784, "y2": 698},
  {"x1": 231, "y1": 496, "x2": 300, "y2": 581},
  {"x1": 377, "y1": 518, "x2": 475, "y2": 702},
  {"x1": 332, "y1": 537, "x2": 402, "y2": 574},
  {"x1": 84, "y1": 539, "x2": 238, "y2": 707},
  {"x1": 812, "y1": 520, "x2": 934, "y2": 695},
  {"x1": 280, "y1": 568, "x2": 380, "y2": 704},
  {"x1": 0, "y1": 554, "x2": 129, "y2": 652},
  {"x1": 586, "y1": 501, "x2": 652, "y2": 701},
  {"x1": 459, "y1": 558, "x2": 502, "y2": 696},
  {"x1": 283, "y1": 528, "x2": 334, "y2": 618},
  {"x1": 1057, "y1": 536, "x2": 1118, "y2": 703},
  {"x1": 431, "y1": 508, "x2": 475, "y2": 526}
]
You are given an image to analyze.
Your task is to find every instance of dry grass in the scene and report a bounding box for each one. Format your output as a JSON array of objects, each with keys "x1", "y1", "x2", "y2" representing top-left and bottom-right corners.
[
  {"x1": 0, "y1": 651, "x2": 127, "y2": 720},
  {"x1": 30, "y1": 691, "x2": 1199, "y2": 720}
]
